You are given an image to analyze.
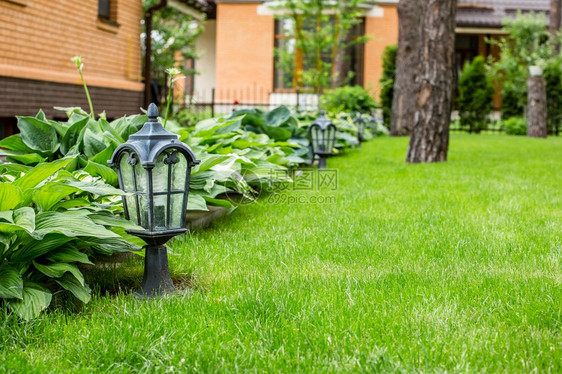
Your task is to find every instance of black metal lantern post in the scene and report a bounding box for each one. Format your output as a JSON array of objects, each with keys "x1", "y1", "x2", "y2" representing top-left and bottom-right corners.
[
  {"x1": 354, "y1": 112, "x2": 367, "y2": 146},
  {"x1": 108, "y1": 103, "x2": 200, "y2": 297},
  {"x1": 309, "y1": 111, "x2": 337, "y2": 169},
  {"x1": 369, "y1": 111, "x2": 383, "y2": 138}
]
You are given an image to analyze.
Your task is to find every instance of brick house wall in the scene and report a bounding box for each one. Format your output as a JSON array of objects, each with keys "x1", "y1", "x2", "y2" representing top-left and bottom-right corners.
[
  {"x1": 363, "y1": 5, "x2": 399, "y2": 96},
  {"x1": 215, "y1": 2, "x2": 273, "y2": 103},
  {"x1": 0, "y1": 0, "x2": 144, "y2": 129}
]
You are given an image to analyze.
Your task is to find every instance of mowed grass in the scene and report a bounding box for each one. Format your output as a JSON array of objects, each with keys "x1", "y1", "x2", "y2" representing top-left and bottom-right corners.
[{"x1": 1, "y1": 134, "x2": 561, "y2": 373}]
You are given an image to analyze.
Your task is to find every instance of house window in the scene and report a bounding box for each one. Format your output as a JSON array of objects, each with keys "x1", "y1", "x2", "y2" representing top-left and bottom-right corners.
[
  {"x1": 273, "y1": 17, "x2": 365, "y2": 91},
  {"x1": 98, "y1": 0, "x2": 117, "y2": 23},
  {"x1": 98, "y1": 0, "x2": 110, "y2": 19}
]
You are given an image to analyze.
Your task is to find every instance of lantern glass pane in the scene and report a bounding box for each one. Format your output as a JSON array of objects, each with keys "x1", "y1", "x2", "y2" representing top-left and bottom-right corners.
[
  {"x1": 153, "y1": 195, "x2": 167, "y2": 230},
  {"x1": 152, "y1": 153, "x2": 170, "y2": 194},
  {"x1": 326, "y1": 127, "x2": 336, "y2": 152},
  {"x1": 138, "y1": 195, "x2": 149, "y2": 228},
  {"x1": 134, "y1": 160, "x2": 147, "y2": 193},
  {"x1": 125, "y1": 195, "x2": 139, "y2": 225},
  {"x1": 119, "y1": 153, "x2": 135, "y2": 192},
  {"x1": 172, "y1": 152, "x2": 188, "y2": 191},
  {"x1": 310, "y1": 126, "x2": 322, "y2": 153},
  {"x1": 170, "y1": 193, "x2": 184, "y2": 228}
]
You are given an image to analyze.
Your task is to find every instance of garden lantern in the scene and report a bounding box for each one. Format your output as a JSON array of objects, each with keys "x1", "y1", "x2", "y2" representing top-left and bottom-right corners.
[
  {"x1": 108, "y1": 103, "x2": 200, "y2": 297},
  {"x1": 369, "y1": 111, "x2": 383, "y2": 137},
  {"x1": 309, "y1": 111, "x2": 337, "y2": 169},
  {"x1": 354, "y1": 112, "x2": 367, "y2": 146}
]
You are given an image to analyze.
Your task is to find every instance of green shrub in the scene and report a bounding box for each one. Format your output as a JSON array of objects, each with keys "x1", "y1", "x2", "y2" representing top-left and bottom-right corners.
[
  {"x1": 320, "y1": 86, "x2": 377, "y2": 115},
  {"x1": 503, "y1": 116, "x2": 527, "y2": 135},
  {"x1": 458, "y1": 56, "x2": 495, "y2": 133},
  {"x1": 0, "y1": 158, "x2": 143, "y2": 320},
  {"x1": 379, "y1": 44, "x2": 397, "y2": 128}
]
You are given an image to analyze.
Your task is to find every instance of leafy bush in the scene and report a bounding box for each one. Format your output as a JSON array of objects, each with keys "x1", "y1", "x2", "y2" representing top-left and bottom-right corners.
[
  {"x1": 490, "y1": 12, "x2": 559, "y2": 118},
  {"x1": 503, "y1": 117, "x2": 527, "y2": 135},
  {"x1": 320, "y1": 86, "x2": 377, "y2": 115},
  {"x1": 172, "y1": 107, "x2": 213, "y2": 127},
  {"x1": 0, "y1": 158, "x2": 143, "y2": 320},
  {"x1": 458, "y1": 56, "x2": 495, "y2": 133},
  {"x1": 379, "y1": 44, "x2": 397, "y2": 128},
  {"x1": 0, "y1": 108, "x2": 146, "y2": 186}
]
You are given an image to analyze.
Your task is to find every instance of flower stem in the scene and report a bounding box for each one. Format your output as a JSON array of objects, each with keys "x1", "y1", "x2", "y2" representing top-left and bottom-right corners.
[
  {"x1": 163, "y1": 78, "x2": 173, "y2": 129},
  {"x1": 78, "y1": 68, "x2": 95, "y2": 119}
]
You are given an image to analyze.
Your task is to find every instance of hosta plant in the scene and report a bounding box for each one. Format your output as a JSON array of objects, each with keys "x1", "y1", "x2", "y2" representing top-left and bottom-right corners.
[{"x1": 0, "y1": 157, "x2": 143, "y2": 320}]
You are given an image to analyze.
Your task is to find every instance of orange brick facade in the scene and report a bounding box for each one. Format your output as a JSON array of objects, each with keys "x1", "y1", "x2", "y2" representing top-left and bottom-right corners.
[
  {"x1": 215, "y1": 3, "x2": 274, "y2": 103},
  {"x1": 0, "y1": 0, "x2": 143, "y2": 91},
  {"x1": 363, "y1": 5, "x2": 399, "y2": 97},
  {"x1": 213, "y1": 2, "x2": 399, "y2": 102}
]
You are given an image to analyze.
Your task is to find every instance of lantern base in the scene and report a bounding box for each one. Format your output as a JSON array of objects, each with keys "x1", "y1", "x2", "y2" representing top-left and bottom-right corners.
[
  {"x1": 137, "y1": 244, "x2": 175, "y2": 298},
  {"x1": 318, "y1": 156, "x2": 327, "y2": 169}
]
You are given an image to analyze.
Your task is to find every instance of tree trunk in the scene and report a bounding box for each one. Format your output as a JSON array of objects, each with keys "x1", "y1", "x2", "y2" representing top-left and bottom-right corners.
[
  {"x1": 390, "y1": 0, "x2": 421, "y2": 136},
  {"x1": 406, "y1": 0, "x2": 457, "y2": 163},
  {"x1": 331, "y1": 30, "x2": 353, "y2": 88},
  {"x1": 527, "y1": 75, "x2": 548, "y2": 138},
  {"x1": 550, "y1": 0, "x2": 562, "y2": 53}
]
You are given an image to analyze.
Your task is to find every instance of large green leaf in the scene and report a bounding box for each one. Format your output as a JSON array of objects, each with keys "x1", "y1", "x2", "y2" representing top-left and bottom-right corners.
[
  {"x1": 80, "y1": 236, "x2": 143, "y2": 255},
  {"x1": 83, "y1": 161, "x2": 118, "y2": 186},
  {"x1": 62, "y1": 180, "x2": 123, "y2": 196},
  {"x1": 32, "y1": 212, "x2": 120, "y2": 240},
  {"x1": 8, "y1": 282, "x2": 52, "y2": 320},
  {"x1": 264, "y1": 106, "x2": 292, "y2": 127},
  {"x1": 88, "y1": 213, "x2": 143, "y2": 230},
  {"x1": 83, "y1": 129, "x2": 108, "y2": 159},
  {"x1": 262, "y1": 126, "x2": 293, "y2": 142},
  {"x1": 99, "y1": 118, "x2": 125, "y2": 143},
  {"x1": 13, "y1": 158, "x2": 74, "y2": 193},
  {"x1": 203, "y1": 196, "x2": 234, "y2": 209},
  {"x1": 2, "y1": 152, "x2": 47, "y2": 165},
  {"x1": 0, "y1": 207, "x2": 35, "y2": 234},
  {"x1": 90, "y1": 145, "x2": 116, "y2": 165},
  {"x1": 60, "y1": 117, "x2": 89, "y2": 155},
  {"x1": 51, "y1": 198, "x2": 92, "y2": 211},
  {"x1": 33, "y1": 261, "x2": 85, "y2": 286},
  {"x1": 187, "y1": 193, "x2": 209, "y2": 211},
  {"x1": 55, "y1": 274, "x2": 91, "y2": 303},
  {"x1": 32, "y1": 182, "x2": 80, "y2": 212},
  {"x1": 16, "y1": 115, "x2": 59, "y2": 156},
  {"x1": 0, "y1": 183, "x2": 22, "y2": 210},
  {"x1": 10, "y1": 234, "x2": 74, "y2": 263},
  {"x1": 0, "y1": 163, "x2": 31, "y2": 176},
  {"x1": 192, "y1": 154, "x2": 231, "y2": 175},
  {"x1": 43, "y1": 246, "x2": 93, "y2": 265},
  {"x1": 0, "y1": 262, "x2": 23, "y2": 299},
  {"x1": 0, "y1": 134, "x2": 34, "y2": 152}
]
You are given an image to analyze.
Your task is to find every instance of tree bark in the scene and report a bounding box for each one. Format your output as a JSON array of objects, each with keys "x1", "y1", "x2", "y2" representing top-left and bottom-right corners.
[
  {"x1": 527, "y1": 75, "x2": 548, "y2": 138},
  {"x1": 550, "y1": 0, "x2": 562, "y2": 53},
  {"x1": 390, "y1": 0, "x2": 421, "y2": 136},
  {"x1": 406, "y1": 0, "x2": 457, "y2": 163},
  {"x1": 331, "y1": 29, "x2": 353, "y2": 88}
]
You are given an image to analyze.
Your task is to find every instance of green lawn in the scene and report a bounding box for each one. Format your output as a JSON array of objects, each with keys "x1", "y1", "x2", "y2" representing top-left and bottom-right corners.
[{"x1": 1, "y1": 134, "x2": 561, "y2": 373}]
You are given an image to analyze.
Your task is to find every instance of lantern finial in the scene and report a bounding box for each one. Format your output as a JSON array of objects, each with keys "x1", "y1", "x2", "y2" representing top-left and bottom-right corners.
[{"x1": 147, "y1": 103, "x2": 159, "y2": 121}]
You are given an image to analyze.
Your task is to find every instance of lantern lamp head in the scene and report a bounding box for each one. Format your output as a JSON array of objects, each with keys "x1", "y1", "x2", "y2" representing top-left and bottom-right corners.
[
  {"x1": 353, "y1": 112, "x2": 367, "y2": 144},
  {"x1": 309, "y1": 111, "x2": 337, "y2": 156},
  {"x1": 108, "y1": 103, "x2": 200, "y2": 243},
  {"x1": 308, "y1": 111, "x2": 337, "y2": 169}
]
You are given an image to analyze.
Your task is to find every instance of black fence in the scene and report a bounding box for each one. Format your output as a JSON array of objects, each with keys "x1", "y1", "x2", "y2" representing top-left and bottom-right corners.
[{"x1": 182, "y1": 87, "x2": 322, "y2": 116}]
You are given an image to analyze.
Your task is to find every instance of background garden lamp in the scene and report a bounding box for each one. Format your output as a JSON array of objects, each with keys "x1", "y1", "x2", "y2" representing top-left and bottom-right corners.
[
  {"x1": 354, "y1": 113, "x2": 367, "y2": 146},
  {"x1": 309, "y1": 111, "x2": 337, "y2": 169},
  {"x1": 108, "y1": 103, "x2": 200, "y2": 297},
  {"x1": 369, "y1": 111, "x2": 383, "y2": 137}
]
